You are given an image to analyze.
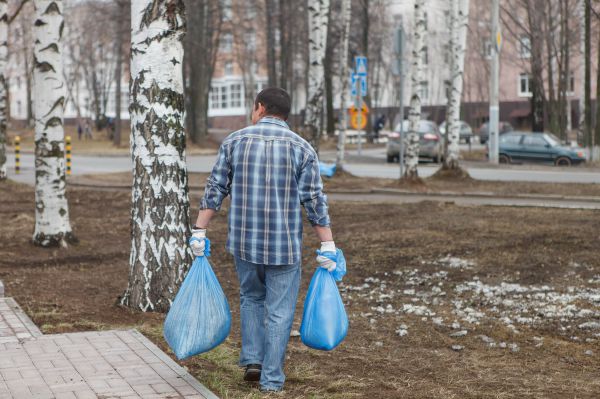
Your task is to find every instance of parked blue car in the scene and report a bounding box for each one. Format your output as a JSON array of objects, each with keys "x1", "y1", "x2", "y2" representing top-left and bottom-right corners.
[{"x1": 498, "y1": 132, "x2": 586, "y2": 166}]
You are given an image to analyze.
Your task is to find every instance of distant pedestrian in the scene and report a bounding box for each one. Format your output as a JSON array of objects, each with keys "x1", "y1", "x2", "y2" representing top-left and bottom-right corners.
[
  {"x1": 84, "y1": 120, "x2": 93, "y2": 140},
  {"x1": 373, "y1": 114, "x2": 386, "y2": 140},
  {"x1": 77, "y1": 122, "x2": 83, "y2": 141}
]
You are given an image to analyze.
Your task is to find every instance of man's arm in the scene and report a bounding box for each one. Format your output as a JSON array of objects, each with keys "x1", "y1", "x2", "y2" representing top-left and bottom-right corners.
[
  {"x1": 297, "y1": 154, "x2": 331, "y2": 227},
  {"x1": 197, "y1": 143, "x2": 232, "y2": 219},
  {"x1": 297, "y1": 154, "x2": 337, "y2": 261},
  {"x1": 194, "y1": 209, "x2": 217, "y2": 229},
  {"x1": 313, "y1": 225, "x2": 333, "y2": 242}
]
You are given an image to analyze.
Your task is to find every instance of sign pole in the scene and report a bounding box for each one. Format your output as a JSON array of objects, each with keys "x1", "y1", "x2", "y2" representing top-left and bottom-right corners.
[
  {"x1": 395, "y1": 21, "x2": 405, "y2": 178},
  {"x1": 356, "y1": 78, "x2": 362, "y2": 156},
  {"x1": 489, "y1": 0, "x2": 500, "y2": 164}
]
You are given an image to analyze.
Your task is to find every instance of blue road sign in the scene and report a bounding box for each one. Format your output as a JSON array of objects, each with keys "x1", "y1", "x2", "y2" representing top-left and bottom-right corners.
[
  {"x1": 355, "y1": 56, "x2": 368, "y2": 76},
  {"x1": 350, "y1": 72, "x2": 358, "y2": 96},
  {"x1": 351, "y1": 72, "x2": 367, "y2": 97}
]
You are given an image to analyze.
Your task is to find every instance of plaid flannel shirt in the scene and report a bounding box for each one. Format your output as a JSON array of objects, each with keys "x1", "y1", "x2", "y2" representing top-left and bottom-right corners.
[{"x1": 200, "y1": 117, "x2": 330, "y2": 265}]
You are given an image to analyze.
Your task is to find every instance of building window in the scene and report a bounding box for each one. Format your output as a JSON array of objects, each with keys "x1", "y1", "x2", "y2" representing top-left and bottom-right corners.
[
  {"x1": 210, "y1": 87, "x2": 220, "y2": 109},
  {"x1": 222, "y1": 0, "x2": 232, "y2": 21},
  {"x1": 519, "y1": 35, "x2": 531, "y2": 59},
  {"x1": 419, "y1": 81, "x2": 429, "y2": 102},
  {"x1": 220, "y1": 85, "x2": 228, "y2": 108},
  {"x1": 519, "y1": 73, "x2": 532, "y2": 97},
  {"x1": 224, "y1": 61, "x2": 233, "y2": 76},
  {"x1": 251, "y1": 61, "x2": 258, "y2": 75},
  {"x1": 443, "y1": 44, "x2": 450, "y2": 64},
  {"x1": 247, "y1": 29, "x2": 256, "y2": 51},
  {"x1": 482, "y1": 39, "x2": 493, "y2": 60},
  {"x1": 569, "y1": 73, "x2": 575, "y2": 94},
  {"x1": 17, "y1": 100, "x2": 22, "y2": 115},
  {"x1": 423, "y1": 12, "x2": 428, "y2": 30},
  {"x1": 230, "y1": 84, "x2": 242, "y2": 107},
  {"x1": 422, "y1": 46, "x2": 428, "y2": 65},
  {"x1": 221, "y1": 33, "x2": 233, "y2": 53},
  {"x1": 245, "y1": 3, "x2": 257, "y2": 19}
]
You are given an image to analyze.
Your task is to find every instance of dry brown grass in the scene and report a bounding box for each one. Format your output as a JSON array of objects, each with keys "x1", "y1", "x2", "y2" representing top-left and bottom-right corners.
[{"x1": 1, "y1": 181, "x2": 599, "y2": 398}]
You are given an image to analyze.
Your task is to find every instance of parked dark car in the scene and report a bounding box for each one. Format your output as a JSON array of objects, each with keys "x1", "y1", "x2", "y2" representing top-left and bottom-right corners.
[
  {"x1": 439, "y1": 120, "x2": 474, "y2": 143},
  {"x1": 386, "y1": 120, "x2": 443, "y2": 163},
  {"x1": 498, "y1": 132, "x2": 586, "y2": 166},
  {"x1": 479, "y1": 121, "x2": 513, "y2": 144}
]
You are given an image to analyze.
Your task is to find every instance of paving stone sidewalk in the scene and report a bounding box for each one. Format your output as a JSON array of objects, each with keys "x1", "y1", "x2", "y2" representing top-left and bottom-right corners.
[{"x1": 0, "y1": 281, "x2": 219, "y2": 399}]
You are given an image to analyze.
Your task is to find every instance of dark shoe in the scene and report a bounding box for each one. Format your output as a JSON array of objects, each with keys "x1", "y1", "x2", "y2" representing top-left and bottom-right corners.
[
  {"x1": 244, "y1": 364, "x2": 262, "y2": 382},
  {"x1": 259, "y1": 386, "x2": 283, "y2": 393}
]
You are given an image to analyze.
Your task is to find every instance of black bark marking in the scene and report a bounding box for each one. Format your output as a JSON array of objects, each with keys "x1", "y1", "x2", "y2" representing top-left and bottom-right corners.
[
  {"x1": 44, "y1": 116, "x2": 62, "y2": 130},
  {"x1": 43, "y1": 2, "x2": 61, "y2": 15},
  {"x1": 35, "y1": 61, "x2": 56, "y2": 73},
  {"x1": 39, "y1": 43, "x2": 59, "y2": 53}
]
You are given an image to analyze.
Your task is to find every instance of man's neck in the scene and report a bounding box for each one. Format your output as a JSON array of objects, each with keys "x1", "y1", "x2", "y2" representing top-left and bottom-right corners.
[{"x1": 261, "y1": 115, "x2": 284, "y2": 121}]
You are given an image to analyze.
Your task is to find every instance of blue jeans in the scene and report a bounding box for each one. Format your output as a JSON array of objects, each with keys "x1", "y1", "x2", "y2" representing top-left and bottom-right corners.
[{"x1": 234, "y1": 256, "x2": 301, "y2": 391}]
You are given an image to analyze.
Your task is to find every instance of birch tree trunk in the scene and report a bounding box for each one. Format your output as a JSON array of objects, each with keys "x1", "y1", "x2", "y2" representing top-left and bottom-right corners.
[
  {"x1": 121, "y1": 0, "x2": 192, "y2": 312},
  {"x1": 32, "y1": 0, "x2": 76, "y2": 247},
  {"x1": 444, "y1": 0, "x2": 470, "y2": 170},
  {"x1": 0, "y1": 0, "x2": 7, "y2": 180},
  {"x1": 336, "y1": 0, "x2": 351, "y2": 168},
  {"x1": 404, "y1": 0, "x2": 426, "y2": 180},
  {"x1": 305, "y1": 0, "x2": 330, "y2": 154}
]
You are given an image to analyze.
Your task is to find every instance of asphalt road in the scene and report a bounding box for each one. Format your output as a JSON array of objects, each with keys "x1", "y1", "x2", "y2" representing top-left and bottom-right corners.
[{"x1": 8, "y1": 149, "x2": 600, "y2": 186}]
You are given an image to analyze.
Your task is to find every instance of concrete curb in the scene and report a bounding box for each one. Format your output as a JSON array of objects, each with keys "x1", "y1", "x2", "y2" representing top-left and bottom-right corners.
[
  {"x1": 66, "y1": 180, "x2": 600, "y2": 205},
  {"x1": 368, "y1": 188, "x2": 600, "y2": 203},
  {"x1": 7, "y1": 149, "x2": 218, "y2": 158},
  {"x1": 2, "y1": 297, "x2": 43, "y2": 338},
  {"x1": 129, "y1": 329, "x2": 220, "y2": 399}
]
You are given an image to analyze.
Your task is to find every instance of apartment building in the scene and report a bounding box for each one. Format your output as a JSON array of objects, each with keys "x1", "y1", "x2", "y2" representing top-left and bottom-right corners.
[{"x1": 5, "y1": 0, "x2": 596, "y2": 133}]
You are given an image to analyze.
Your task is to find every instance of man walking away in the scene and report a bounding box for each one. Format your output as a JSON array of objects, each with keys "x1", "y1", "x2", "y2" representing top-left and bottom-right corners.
[{"x1": 190, "y1": 88, "x2": 342, "y2": 393}]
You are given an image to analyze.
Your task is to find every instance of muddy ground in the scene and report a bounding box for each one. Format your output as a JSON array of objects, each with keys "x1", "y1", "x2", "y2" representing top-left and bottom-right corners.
[{"x1": 1, "y1": 180, "x2": 599, "y2": 398}]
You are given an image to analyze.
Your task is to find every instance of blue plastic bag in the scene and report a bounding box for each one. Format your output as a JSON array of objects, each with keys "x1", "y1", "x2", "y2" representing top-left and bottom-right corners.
[
  {"x1": 300, "y1": 249, "x2": 348, "y2": 351},
  {"x1": 319, "y1": 162, "x2": 337, "y2": 178},
  {"x1": 164, "y1": 239, "x2": 231, "y2": 359}
]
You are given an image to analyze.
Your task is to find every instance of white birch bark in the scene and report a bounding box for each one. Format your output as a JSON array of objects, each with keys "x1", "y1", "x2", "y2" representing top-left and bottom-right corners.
[
  {"x1": 305, "y1": 0, "x2": 330, "y2": 154},
  {"x1": 32, "y1": 0, "x2": 76, "y2": 247},
  {"x1": 404, "y1": 0, "x2": 426, "y2": 180},
  {"x1": 445, "y1": 0, "x2": 470, "y2": 169},
  {"x1": 0, "y1": 0, "x2": 6, "y2": 180},
  {"x1": 336, "y1": 0, "x2": 351, "y2": 167},
  {"x1": 121, "y1": 0, "x2": 192, "y2": 312}
]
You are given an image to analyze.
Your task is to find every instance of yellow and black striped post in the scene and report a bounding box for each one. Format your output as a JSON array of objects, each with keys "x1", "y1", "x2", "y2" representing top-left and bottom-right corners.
[
  {"x1": 66, "y1": 135, "x2": 72, "y2": 176},
  {"x1": 14, "y1": 136, "x2": 20, "y2": 174}
]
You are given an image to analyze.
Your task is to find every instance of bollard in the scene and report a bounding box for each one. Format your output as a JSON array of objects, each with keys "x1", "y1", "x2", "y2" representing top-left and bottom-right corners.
[
  {"x1": 66, "y1": 135, "x2": 72, "y2": 176},
  {"x1": 14, "y1": 136, "x2": 20, "y2": 174}
]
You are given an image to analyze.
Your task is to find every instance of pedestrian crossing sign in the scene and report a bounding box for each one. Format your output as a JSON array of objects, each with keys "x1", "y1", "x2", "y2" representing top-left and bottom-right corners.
[{"x1": 355, "y1": 56, "x2": 368, "y2": 76}]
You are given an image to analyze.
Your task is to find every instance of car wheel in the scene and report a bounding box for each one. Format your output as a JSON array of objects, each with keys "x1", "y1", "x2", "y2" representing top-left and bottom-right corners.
[
  {"x1": 499, "y1": 154, "x2": 511, "y2": 164},
  {"x1": 480, "y1": 138, "x2": 486, "y2": 145},
  {"x1": 555, "y1": 157, "x2": 571, "y2": 167},
  {"x1": 387, "y1": 154, "x2": 395, "y2": 163}
]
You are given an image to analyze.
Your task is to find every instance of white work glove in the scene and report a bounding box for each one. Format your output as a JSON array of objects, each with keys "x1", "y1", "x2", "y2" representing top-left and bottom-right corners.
[
  {"x1": 190, "y1": 228, "x2": 207, "y2": 257},
  {"x1": 316, "y1": 241, "x2": 337, "y2": 272}
]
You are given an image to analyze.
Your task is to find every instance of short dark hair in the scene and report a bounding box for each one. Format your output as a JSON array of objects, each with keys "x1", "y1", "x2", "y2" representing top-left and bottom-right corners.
[{"x1": 254, "y1": 88, "x2": 291, "y2": 120}]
